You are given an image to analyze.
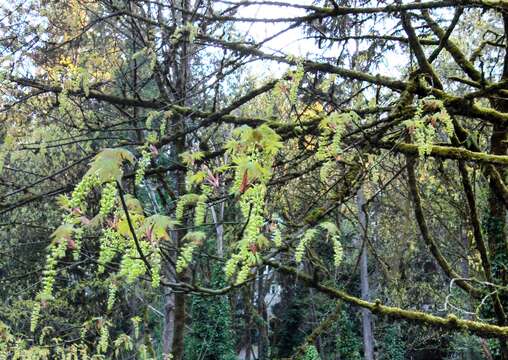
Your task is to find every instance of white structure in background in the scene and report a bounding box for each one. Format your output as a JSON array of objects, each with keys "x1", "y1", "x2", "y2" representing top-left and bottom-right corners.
[
  {"x1": 238, "y1": 345, "x2": 258, "y2": 360},
  {"x1": 265, "y1": 279, "x2": 282, "y2": 320},
  {"x1": 238, "y1": 266, "x2": 282, "y2": 360}
]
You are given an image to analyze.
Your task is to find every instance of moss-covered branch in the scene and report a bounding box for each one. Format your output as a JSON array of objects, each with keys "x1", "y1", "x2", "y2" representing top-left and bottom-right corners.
[
  {"x1": 421, "y1": 9, "x2": 482, "y2": 82},
  {"x1": 380, "y1": 142, "x2": 508, "y2": 166},
  {"x1": 265, "y1": 260, "x2": 508, "y2": 339}
]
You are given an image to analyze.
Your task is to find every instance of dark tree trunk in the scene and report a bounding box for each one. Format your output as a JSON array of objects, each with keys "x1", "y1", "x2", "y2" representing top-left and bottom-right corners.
[
  {"x1": 257, "y1": 268, "x2": 270, "y2": 360},
  {"x1": 486, "y1": 14, "x2": 508, "y2": 359},
  {"x1": 357, "y1": 188, "x2": 375, "y2": 360}
]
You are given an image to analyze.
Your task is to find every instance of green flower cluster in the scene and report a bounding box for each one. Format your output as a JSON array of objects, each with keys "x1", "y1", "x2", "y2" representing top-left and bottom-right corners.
[
  {"x1": 106, "y1": 282, "x2": 117, "y2": 312},
  {"x1": 225, "y1": 184, "x2": 267, "y2": 284},
  {"x1": 150, "y1": 251, "x2": 161, "y2": 288},
  {"x1": 69, "y1": 174, "x2": 99, "y2": 210},
  {"x1": 97, "y1": 228, "x2": 125, "y2": 274},
  {"x1": 98, "y1": 321, "x2": 109, "y2": 354},
  {"x1": 175, "y1": 193, "x2": 201, "y2": 221},
  {"x1": 118, "y1": 241, "x2": 150, "y2": 283},
  {"x1": 295, "y1": 228, "x2": 319, "y2": 263},
  {"x1": 135, "y1": 148, "x2": 151, "y2": 186},
  {"x1": 193, "y1": 196, "x2": 207, "y2": 226},
  {"x1": 40, "y1": 235, "x2": 68, "y2": 301},
  {"x1": 176, "y1": 242, "x2": 198, "y2": 273},
  {"x1": 99, "y1": 181, "x2": 117, "y2": 215}
]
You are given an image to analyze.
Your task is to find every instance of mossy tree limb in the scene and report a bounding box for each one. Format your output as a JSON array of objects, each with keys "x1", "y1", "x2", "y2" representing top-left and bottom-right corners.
[{"x1": 265, "y1": 259, "x2": 508, "y2": 339}]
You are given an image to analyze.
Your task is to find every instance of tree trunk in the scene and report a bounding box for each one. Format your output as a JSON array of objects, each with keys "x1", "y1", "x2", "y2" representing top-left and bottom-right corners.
[
  {"x1": 170, "y1": 131, "x2": 188, "y2": 360},
  {"x1": 172, "y1": 291, "x2": 186, "y2": 360},
  {"x1": 487, "y1": 15, "x2": 508, "y2": 359},
  {"x1": 163, "y1": 0, "x2": 192, "y2": 357},
  {"x1": 163, "y1": 289, "x2": 175, "y2": 358},
  {"x1": 211, "y1": 203, "x2": 225, "y2": 257},
  {"x1": 357, "y1": 188, "x2": 375, "y2": 360},
  {"x1": 257, "y1": 268, "x2": 269, "y2": 360},
  {"x1": 461, "y1": 226, "x2": 474, "y2": 360}
]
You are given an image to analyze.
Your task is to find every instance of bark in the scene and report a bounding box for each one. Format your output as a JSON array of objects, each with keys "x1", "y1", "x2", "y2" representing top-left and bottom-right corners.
[
  {"x1": 357, "y1": 188, "x2": 375, "y2": 360},
  {"x1": 488, "y1": 119, "x2": 508, "y2": 360},
  {"x1": 172, "y1": 291, "x2": 186, "y2": 360},
  {"x1": 257, "y1": 268, "x2": 270, "y2": 360},
  {"x1": 163, "y1": 1, "x2": 193, "y2": 357},
  {"x1": 424, "y1": 5, "x2": 508, "y2": 339},
  {"x1": 170, "y1": 128, "x2": 188, "y2": 360},
  {"x1": 211, "y1": 203, "x2": 225, "y2": 257},
  {"x1": 484, "y1": 13, "x2": 508, "y2": 359},
  {"x1": 163, "y1": 290, "x2": 175, "y2": 358},
  {"x1": 406, "y1": 156, "x2": 480, "y2": 296},
  {"x1": 461, "y1": 227, "x2": 474, "y2": 360}
]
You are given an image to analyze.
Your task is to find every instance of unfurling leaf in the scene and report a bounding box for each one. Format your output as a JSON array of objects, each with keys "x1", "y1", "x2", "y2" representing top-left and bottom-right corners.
[
  {"x1": 86, "y1": 148, "x2": 135, "y2": 183},
  {"x1": 142, "y1": 215, "x2": 178, "y2": 241},
  {"x1": 239, "y1": 170, "x2": 249, "y2": 194},
  {"x1": 51, "y1": 224, "x2": 75, "y2": 242}
]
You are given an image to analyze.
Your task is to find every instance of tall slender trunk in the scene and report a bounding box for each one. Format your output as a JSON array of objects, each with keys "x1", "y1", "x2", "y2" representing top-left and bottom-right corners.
[
  {"x1": 257, "y1": 268, "x2": 269, "y2": 360},
  {"x1": 162, "y1": 151, "x2": 185, "y2": 359},
  {"x1": 170, "y1": 129, "x2": 188, "y2": 360},
  {"x1": 162, "y1": 1, "x2": 192, "y2": 358},
  {"x1": 211, "y1": 203, "x2": 225, "y2": 257},
  {"x1": 357, "y1": 188, "x2": 375, "y2": 360},
  {"x1": 163, "y1": 289, "x2": 175, "y2": 358},
  {"x1": 460, "y1": 226, "x2": 474, "y2": 360},
  {"x1": 172, "y1": 291, "x2": 186, "y2": 360}
]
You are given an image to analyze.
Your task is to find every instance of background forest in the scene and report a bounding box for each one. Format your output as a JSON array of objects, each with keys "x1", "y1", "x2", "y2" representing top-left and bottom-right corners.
[{"x1": 1, "y1": 0, "x2": 508, "y2": 359}]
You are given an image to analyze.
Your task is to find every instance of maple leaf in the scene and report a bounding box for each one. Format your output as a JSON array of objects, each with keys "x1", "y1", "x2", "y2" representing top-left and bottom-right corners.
[
  {"x1": 86, "y1": 148, "x2": 134, "y2": 184},
  {"x1": 142, "y1": 215, "x2": 178, "y2": 241},
  {"x1": 51, "y1": 224, "x2": 74, "y2": 242}
]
